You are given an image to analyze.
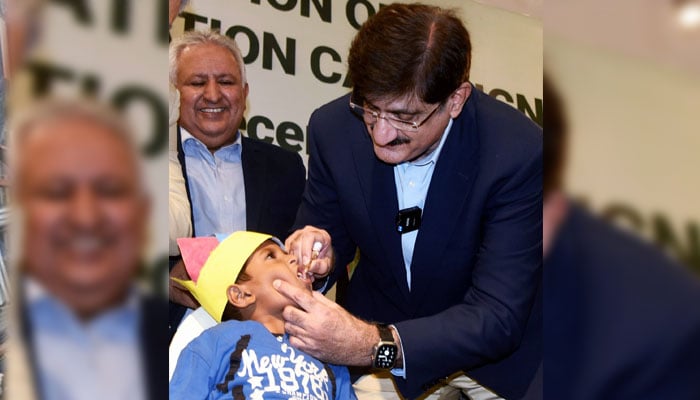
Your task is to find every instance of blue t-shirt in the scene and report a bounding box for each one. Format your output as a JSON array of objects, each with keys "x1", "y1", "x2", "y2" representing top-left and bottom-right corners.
[{"x1": 170, "y1": 320, "x2": 356, "y2": 400}]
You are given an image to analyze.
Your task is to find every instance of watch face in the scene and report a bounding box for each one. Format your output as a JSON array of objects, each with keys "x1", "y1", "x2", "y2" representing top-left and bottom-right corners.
[{"x1": 375, "y1": 343, "x2": 397, "y2": 369}]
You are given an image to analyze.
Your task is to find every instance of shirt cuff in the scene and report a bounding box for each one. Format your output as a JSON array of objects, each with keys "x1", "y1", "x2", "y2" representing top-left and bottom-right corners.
[{"x1": 389, "y1": 324, "x2": 407, "y2": 379}]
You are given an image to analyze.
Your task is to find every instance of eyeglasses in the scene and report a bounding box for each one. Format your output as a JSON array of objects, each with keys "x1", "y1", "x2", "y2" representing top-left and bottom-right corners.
[{"x1": 349, "y1": 100, "x2": 442, "y2": 132}]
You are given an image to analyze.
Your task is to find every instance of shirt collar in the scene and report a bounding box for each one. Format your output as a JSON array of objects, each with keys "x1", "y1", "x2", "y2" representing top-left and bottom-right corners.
[
  {"x1": 24, "y1": 276, "x2": 141, "y2": 328},
  {"x1": 405, "y1": 117, "x2": 454, "y2": 168},
  {"x1": 180, "y1": 127, "x2": 242, "y2": 163}
]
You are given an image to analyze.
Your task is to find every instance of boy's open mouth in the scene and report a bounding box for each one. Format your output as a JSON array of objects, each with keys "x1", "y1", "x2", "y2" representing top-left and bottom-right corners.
[{"x1": 296, "y1": 269, "x2": 314, "y2": 289}]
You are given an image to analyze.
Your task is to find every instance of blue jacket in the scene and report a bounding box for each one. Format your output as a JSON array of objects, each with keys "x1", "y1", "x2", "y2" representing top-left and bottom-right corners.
[{"x1": 545, "y1": 204, "x2": 700, "y2": 399}]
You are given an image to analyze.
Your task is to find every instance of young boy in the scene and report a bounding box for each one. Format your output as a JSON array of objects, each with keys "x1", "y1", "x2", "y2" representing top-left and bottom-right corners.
[{"x1": 169, "y1": 231, "x2": 356, "y2": 400}]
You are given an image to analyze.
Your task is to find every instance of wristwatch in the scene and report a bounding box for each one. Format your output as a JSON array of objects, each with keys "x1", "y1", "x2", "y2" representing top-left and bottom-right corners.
[{"x1": 372, "y1": 324, "x2": 398, "y2": 369}]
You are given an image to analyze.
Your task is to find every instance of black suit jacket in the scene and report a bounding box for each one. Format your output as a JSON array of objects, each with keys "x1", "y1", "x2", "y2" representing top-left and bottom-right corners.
[
  {"x1": 140, "y1": 296, "x2": 169, "y2": 400},
  {"x1": 295, "y1": 88, "x2": 542, "y2": 399},
  {"x1": 176, "y1": 129, "x2": 306, "y2": 240},
  {"x1": 545, "y1": 203, "x2": 700, "y2": 400}
]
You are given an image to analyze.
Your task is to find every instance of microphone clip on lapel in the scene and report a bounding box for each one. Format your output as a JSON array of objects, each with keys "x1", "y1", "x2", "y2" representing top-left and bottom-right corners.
[{"x1": 395, "y1": 206, "x2": 422, "y2": 234}]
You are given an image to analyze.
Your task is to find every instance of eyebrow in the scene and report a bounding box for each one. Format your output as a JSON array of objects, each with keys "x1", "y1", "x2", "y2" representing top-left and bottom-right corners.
[
  {"x1": 256, "y1": 242, "x2": 285, "y2": 255},
  {"x1": 365, "y1": 100, "x2": 421, "y2": 116},
  {"x1": 187, "y1": 73, "x2": 237, "y2": 80}
]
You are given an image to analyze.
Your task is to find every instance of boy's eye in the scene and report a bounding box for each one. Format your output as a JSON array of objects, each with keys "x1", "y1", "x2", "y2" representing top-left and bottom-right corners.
[{"x1": 265, "y1": 250, "x2": 275, "y2": 260}]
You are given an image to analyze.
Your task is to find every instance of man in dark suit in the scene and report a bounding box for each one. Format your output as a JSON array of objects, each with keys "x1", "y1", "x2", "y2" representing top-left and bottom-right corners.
[
  {"x1": 274, "y1": 4, "x2": 542, "y2": 399},
  {"x1": 8, "y1": 99, "x2": 167, "y2": 400},
  {"x1": 543, "y1": 78, "x2": 700, "y2": 400},
  {"x1": 168, "y1": 30, "x2": 305, "y2": 333}
]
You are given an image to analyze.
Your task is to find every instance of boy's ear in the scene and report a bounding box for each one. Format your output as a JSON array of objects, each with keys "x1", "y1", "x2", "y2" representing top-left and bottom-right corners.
[{"x1": 227, "y1": 284, "x2": 255, "y2": 308}]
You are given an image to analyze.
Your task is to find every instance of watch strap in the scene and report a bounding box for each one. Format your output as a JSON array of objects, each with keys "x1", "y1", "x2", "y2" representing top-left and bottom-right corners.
[
  {"x1": 377, "y1": 324, "x2": 394, "y2": 343},
  {"x1": 372, "y1": 324, "x2": 398, "y2": 369}
]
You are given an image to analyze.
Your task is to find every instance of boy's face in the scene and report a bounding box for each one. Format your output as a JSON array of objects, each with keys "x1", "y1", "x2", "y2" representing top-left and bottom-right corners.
[{"x1": 243, "y1": 241, "x2": 312, "y2": 312}]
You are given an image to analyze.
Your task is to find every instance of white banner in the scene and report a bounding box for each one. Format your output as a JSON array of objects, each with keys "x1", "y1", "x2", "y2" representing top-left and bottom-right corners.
[
  {"x1": 19, "y1": 0, "x2": 170, "y2": 289},
  {"x1": 18, "y1": 0, "x2": 542, "y2": 292},
  {"x1": 171, "y1": 0, "x2": 543, "y2": 163}
]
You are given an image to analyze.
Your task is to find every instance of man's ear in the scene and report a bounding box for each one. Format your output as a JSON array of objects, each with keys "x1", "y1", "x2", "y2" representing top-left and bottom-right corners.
[
  {"x1": 543, "y1": 190, "x2": 569, "y2": 258},
  {"x1": 243, "y1": 82, "x2": 250, "y2": 103},
  {"x1": 227, "y1": 284, "x2": 255, "y2": 308},
  {"x1": 448, "y1": 82, "x2": 472, "y2": 119}
]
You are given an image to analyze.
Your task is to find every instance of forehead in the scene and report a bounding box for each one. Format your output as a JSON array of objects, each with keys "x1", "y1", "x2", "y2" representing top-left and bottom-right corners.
[
  {"x1": 178, "y1": 43, "x2": 240, "y2": 77},
  {"x1": 366, "y1": 94, "x2": 427, "y2": 112},
  {"x1": 253, "y1": 241, "x2": 284, "y2": 255},
  {"x1": 19, "y1": 117, "x2": 138, "y2": 179}
]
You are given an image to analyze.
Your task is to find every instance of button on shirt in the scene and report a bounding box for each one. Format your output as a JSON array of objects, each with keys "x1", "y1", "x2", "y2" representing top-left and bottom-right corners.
[
  {"x1": 181, "y1": 128, "x2": 246, "y2": 237},
  {"x1": 25, "y1": 278, "x2": 145, "y2": 400},
  {"x1": 394, "y1": 118, "x2": 453, "y2": 290}
]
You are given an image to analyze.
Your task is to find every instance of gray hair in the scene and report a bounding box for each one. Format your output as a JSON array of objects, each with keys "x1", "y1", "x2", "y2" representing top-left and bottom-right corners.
[
  {"x1": 9, "y1": 97, "x2": 145, "y2": 192},
  {"x1": 169, "y1": 30, "x2": 247, "y2": 86}
]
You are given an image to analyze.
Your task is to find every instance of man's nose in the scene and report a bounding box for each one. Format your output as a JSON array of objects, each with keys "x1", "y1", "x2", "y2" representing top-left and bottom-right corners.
[
  {"x1": 203, "y1": 80, "x2": 222, "y2": 102},
  {"x1": 69, "y1": 188, "x2": 101, "y2": 229},
  {"x1": 370, "y1": 117, "x2": 398, "y2": 146}
]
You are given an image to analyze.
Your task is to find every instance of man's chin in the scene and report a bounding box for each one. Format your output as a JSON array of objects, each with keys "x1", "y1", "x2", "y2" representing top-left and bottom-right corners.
[{"x1": 373, "y1": 146, "x2": 409, "y2": 165}]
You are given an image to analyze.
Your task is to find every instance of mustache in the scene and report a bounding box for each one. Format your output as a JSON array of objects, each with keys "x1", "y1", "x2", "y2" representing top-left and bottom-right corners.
[{"x1": 386, "y1": 137, "x2": 410, "y2": 146}]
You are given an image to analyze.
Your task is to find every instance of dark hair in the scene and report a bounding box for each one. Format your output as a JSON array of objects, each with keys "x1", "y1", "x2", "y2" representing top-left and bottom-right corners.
[
  {"x1": 543, "y1": 75, "x2": 568, "y2": 194},
  {"x1": 348, "y1": 3, "x2": 471, "y2": 105}
]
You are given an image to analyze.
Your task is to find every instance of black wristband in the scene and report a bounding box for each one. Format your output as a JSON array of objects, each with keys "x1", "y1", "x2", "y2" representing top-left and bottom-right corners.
[
  {"x1": 372, "y1": 324, "x2": 398, "y2": 369},
  {"x1": 377, "y1": 324, "x2": 394, "y2": 342}
]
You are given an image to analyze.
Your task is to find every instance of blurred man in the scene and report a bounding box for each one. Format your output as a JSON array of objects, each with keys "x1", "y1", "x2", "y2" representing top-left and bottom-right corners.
[
  {"x1": 0, "y1": 0, "x2": 45, "y2": 391},
  {"x1": 543, "y1": 78, "x2": 700, "y2": 400},
  {"x1": 168, "y1": 30, "x2": 306, "y2": 334},
  {"x1": 276, "y1": 4, "x2": 542, "y2": 399},
  {"x1": 6, "y1": 100, "x2": 167, "y2": 400},
  {"x1": 168, "y1": 0, "x2": 190, "y2": 259}
]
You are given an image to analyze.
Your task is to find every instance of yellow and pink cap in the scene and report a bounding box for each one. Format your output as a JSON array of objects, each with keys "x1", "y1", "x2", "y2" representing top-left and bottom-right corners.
[{"x1": 173, "y1": 231, "x2": 283, "y2": 322}]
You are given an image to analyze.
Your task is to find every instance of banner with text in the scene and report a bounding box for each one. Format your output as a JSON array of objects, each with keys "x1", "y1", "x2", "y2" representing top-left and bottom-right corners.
[{"x1": 171, "y1": 0, "x2": 543, "y2": 162}]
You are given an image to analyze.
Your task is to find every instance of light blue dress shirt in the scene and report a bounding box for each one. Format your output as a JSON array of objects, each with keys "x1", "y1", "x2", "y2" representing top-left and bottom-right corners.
[
  {"x1": 391, "y1": 118, "x2": 453, "y2": 380},
  {"x1": 25, "y1": 278, "x2": 145, "y2": 400},
  {"x1": 394, "y1": 118, "x2": 453, "y2": 290},
  {"x1": 181, "y1": 128, "x2": 247, "y2": 237}
]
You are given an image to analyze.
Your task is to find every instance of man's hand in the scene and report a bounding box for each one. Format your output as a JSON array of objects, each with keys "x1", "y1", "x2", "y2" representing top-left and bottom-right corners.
[
  {"x1": 274, "y1": 279, "x2": 379, "y2": 366},
  {"x1": 169, "y1": 259, "x2": 200, "y2": 309},
  {"x1": 285, "y1": 226, "x2": 334, "y2": 280}
]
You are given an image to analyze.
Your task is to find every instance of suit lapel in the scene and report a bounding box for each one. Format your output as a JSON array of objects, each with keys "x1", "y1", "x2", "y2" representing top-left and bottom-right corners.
[
  {"x1": 140, "y1": 297, "x2": 168, "y2": 400},
  {"x1": 409, "y1": 99, "x2": 480, "y2": 306},
  {"x1": 242, "y1": 137, "x2": 267, "y2": 231},
  {"x1": 352, "y1": 131, "x2": 411, "y2": 301}
]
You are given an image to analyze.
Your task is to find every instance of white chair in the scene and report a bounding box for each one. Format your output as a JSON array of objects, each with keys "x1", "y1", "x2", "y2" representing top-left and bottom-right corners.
[{"x1": 168, "y1": 307, "x2": 217, "y2": 381}]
